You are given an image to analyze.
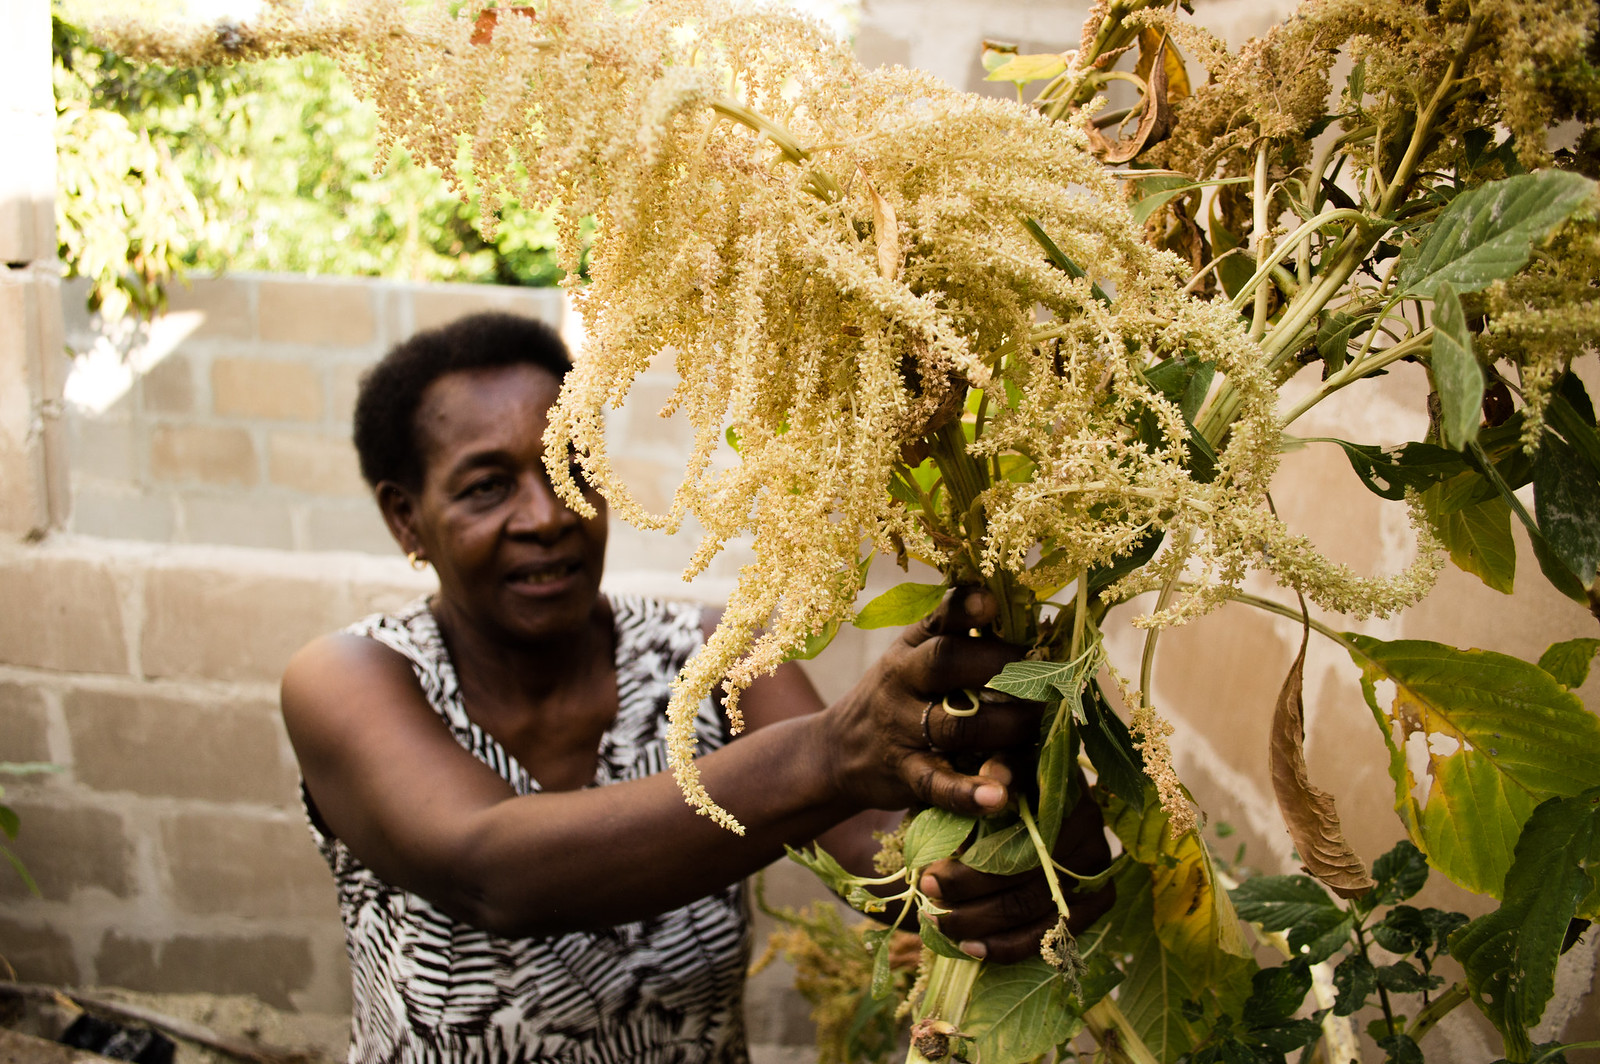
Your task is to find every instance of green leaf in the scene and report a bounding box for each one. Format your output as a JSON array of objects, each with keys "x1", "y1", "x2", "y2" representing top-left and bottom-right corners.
[
  {"x1": 1548, "y1": 374, "x2": 1600, "y2": 472},
  {"x1": 965, "y1": 957, "x2": 1083, "y2": 1064},
  {"x1": 1451, "y1": 788, "x2": 1600, "y2": 1057},
  {"x1": 1533, "y1": 434, "x2": 1600, "y2": 590},
  {"x1": 1241, "y1": 962, "x2": 1313, "y2": 1026},
  {"x1": 1347, "y1": 635, "x2": 1600, "y2": 896},
  {"x1": 1316, "y1": 309, "x2": 1378, "y2": 374},
  {"x1": 919, "y1": 912, "x2": 972, "y2": 960},
  {"x1": 1034, "y1": 720, "x2": 1078, "y2": 848},
  {"x1": 1430, "y1": 282, "x2": 1483, "y2": 450},
  {"x1": 1022, "y1": 218, "x2": 1112, "y2": 304},
  {"x1": 961, "y1": 817, "x2": 1040, "y2": 875},
  {"x1": 1230, "y1": 875, "x2": 1353, "y2": 964},
  {"x1": 1106, "y1": 792, "x2": 1255, "y2": 978},
  {"x1": 983, "y1": 52, "x2": 1067, "y2": 87},
  {"x1": 1249, "y1": 1018, "x2": 1324, "y2": 1055},
  {"x1": 1429, "y1": 493, "x2": 1517, "y2": 594},
  {"x1": 986, "y1": 658, "x2": 1083, "y2": 702},
  {"x1": 787, "y1": 617, "x2": 840, "y2": 661},
  {"x1": 1131, "y1": 175, "x2": 1193, "y2": 227},
  {"x1": 787, "y1": 843, "x2": 859, "y2": 896},
  {"x1": 1396, "y1": 171, "x2": 1598, "y2": 297},
  {"x1": 1080, "y1": 682, "x2": 1146, "y2": 811},
  {"x1": 1208, "y1": 212, "x2": 1255, "y2": 302},
  {"x1": 0, "y1": 805, "x2": 17, "y2": 840},
  {"x1": 1539, "y1": 638, "x2": 1600, "y2": 689},
  {"x1": 1086, "y1": 528, "x2": 1165, "y2": 601},
  {"x1": 1467, "y1": 440, "x2": 1591, "y2": 604},
  {"x1": 1327, "y1": 438, "x2": 1470, "y2": 501},
  {"x1": 853, "y1": 581, "x2": 946, "y2": 630},
  {"x1": 1373, "y1": 960, "x2": 1442, "y2": 993},
  {"x1": 865, "y1": 927, "x2": 895, "y2": 999},
  {"x1": 1333, "y1": 953, "x2": 1376, "y2": 1016},
  {"x1": 1378, "y1": 1033, "x2": 1425, "y2": 1064},
  {"x1": 1108, "y1": 863, "x2": 1236, "y2": 1060},
  {"x1": 1369, "y1": 839, "x2": 1431, "y2": 907},
  {"x1": 902, "y1": 807, "x2": 976, "y2": 870}
]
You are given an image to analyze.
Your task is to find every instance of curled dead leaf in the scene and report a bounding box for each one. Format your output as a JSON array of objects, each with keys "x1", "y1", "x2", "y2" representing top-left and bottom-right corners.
[
  {"x1": 1087, "y1": 37, "x2": 1175, "y2": 164},
  {"x1": 1270, "y1": 635, "x2": 1377, "y2": 898}
]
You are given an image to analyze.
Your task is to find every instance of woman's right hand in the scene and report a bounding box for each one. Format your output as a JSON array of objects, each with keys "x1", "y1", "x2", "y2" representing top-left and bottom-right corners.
[{"x1": 819, "y1": 587, "x2": 1044, "y2": 817}]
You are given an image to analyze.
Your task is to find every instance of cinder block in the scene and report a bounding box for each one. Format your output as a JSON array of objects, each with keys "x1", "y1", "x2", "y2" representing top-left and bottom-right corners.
[
  {"x1": 0, "y1": 552, "x2": 128, "y2": 673},
  {"x1": 305, "y1": 502, "x2": 395, "y2": 555},
  {"x1": 268, "y1": 432, "x2": 366, "y2": 497},
  {"x1": 70, "y1": 487, "x2": 175, "y2": 543},
  {"x1": 0, "y1": 681, "x2": 51, "y2": 763},
  {"x1": 141, "y1": 565, "x2": 351, "y2": 683},
  {"x1": 66, "y1": 416, "x2": 139, "y2": 483},
  {"x1": 149, "y1": 424, "x2": 258, "y2": 486},
  {"x1": 138, "y1": 354, "x2": 196, "y2": 415},
  {"x1": 410, "y1": 287, "x2": 532, "y2": 335},
  {"x1": 165, "y1": 277, "x2": 254, "y2": 340},
  {"x1": 159, "y1": 812, "x2": 335, "y2": 920},
  {"x1": 617, "y1": 379, "x2": 695, "y2": 449},
  {"x1": 63, "y1": 689, "x2": 297, "y2": 805},
  {"x1": 608, "y1": 455, "x2": 677, "y2": 515},
  {"x1": 0, "y1": 916, "x2": 81, "y2": 987},
  {"x1": 0, "y1": 802, "x2": 133, "y2": 901},
  {"x1": 95, "y1": 931, "x2": 315, "y2": 1011},
  {"x1": 181, "y1": 494, "x2": 294, "y2": 550},
  {"x1": 327, "y1": 361, "x2": 371, "y2": 427},
  {"x1": 258, "y1": 279, "x2": 376, "y2": 348},
  {"x1": 212, "y1": 357, "x2": 323, "y2": 422}
]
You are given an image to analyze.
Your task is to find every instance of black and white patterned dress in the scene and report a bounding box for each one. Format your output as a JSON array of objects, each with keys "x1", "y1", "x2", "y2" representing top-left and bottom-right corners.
[{"x1": 303, "y1": 594, "x2": 750, "y2": 1064}]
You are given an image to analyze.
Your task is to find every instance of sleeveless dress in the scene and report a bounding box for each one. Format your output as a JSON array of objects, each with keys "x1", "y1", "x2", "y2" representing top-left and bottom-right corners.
[{"x1": 302, "y1": 594, "x2": 751, "y2": 1064}]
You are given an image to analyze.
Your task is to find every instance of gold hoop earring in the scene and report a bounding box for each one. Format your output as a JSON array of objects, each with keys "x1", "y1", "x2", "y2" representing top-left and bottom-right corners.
[{"x1": 406, "y1": 551, "x2": 428, "y2": 571}]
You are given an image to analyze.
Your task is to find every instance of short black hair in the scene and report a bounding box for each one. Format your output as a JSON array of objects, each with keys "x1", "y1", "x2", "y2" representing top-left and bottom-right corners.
[{"x1": 352, "y1": 311, "x2": 571, "y2": 491}]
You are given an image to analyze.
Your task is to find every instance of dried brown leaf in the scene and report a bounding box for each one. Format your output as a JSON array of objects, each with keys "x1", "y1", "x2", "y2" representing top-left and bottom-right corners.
[
  {"x1": 1087, "y1": 38, "x2": 1175, "y2": 164},
  {"x1": 1270, "y1": 638, "x2": 1376, "y2": 898}
]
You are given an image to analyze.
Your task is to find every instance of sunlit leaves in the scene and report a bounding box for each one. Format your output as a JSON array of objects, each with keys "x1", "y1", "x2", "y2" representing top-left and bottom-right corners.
[
  {"x1": 1346, "y1": 635, "x2": 1600, "y2": 896},
  {"x1": 852, "y1": 581, "x2": 946, "y2": 629}
]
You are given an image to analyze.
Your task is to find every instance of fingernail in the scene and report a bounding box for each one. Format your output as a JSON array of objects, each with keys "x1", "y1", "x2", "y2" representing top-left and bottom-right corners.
[
  {"x1": 919, "y1": 873, "x2": 942, "y2": 900},
  {"x1": 959, "y1": 940, "x2": 988, "y2": 959},
  {"x1": 974, "y1": 782, "x2": 1006, "y2": 810}
]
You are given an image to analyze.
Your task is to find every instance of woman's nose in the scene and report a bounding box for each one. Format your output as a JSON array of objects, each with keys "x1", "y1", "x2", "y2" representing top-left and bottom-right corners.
[{"x1": 508, "y1": 472, "x2": 579, "y2": 539}]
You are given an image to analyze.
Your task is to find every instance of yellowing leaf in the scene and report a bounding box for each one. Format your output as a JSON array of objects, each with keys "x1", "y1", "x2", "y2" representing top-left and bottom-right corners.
[
  {"x1": 1103, "y1": 791, "x2": 1252, "y2": 986},
  {"x1": 984, "y1": 52, "x2": 1068, "y2": 87},
  {"x1": 1134, "y1": 28, "x2": 1191, "y2": 101},
  {"x1": 1347, "y1": 635, "x2": 1600, "y2": 897}
]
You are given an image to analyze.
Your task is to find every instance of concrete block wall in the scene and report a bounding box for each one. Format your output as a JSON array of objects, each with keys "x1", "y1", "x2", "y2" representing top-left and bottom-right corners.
[
  {"x1": 0, "y1": 538, "x2": 435, "y2": 1014},
  {"x1": 61, "y1": 274, "x2": 568, "y2": 557}
]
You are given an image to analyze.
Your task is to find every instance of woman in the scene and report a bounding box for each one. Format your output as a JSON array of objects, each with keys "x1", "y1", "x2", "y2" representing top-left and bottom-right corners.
[{"x1": 282, "y1": 312, "x2": 1111, "y2": 1064}]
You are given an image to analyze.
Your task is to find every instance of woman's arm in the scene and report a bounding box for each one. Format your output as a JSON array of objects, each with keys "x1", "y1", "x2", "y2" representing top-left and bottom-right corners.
[{"x1": 282, "y1": 591, "x2": 1035, "y2": 939}]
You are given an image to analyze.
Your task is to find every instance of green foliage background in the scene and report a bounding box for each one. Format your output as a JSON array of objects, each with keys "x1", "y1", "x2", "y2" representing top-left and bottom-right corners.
[{"x1": 52, "y1": 0, "x2": 571, "y2": 321}]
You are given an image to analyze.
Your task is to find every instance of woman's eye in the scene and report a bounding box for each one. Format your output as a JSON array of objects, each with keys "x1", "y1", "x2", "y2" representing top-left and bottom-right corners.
[{"x1": 461, "y1": 476, "x2": 509, "y2": 501}]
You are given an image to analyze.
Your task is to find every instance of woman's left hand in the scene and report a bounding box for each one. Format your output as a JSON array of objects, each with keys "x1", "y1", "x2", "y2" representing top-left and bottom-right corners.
[{"x1": 917, "y1": 770, "x2": 1116, "y2": 964}]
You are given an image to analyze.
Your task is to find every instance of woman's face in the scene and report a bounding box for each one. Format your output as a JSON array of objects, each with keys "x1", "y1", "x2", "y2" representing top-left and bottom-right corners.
[{"x1": 388, "y1": 363, "x2": 608, "y2": 645}]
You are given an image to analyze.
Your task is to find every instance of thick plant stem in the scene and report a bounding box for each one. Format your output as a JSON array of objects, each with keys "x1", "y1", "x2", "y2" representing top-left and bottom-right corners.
[{"x1": 907, "y1": 955, "x2": 982, "y2": 1064}]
